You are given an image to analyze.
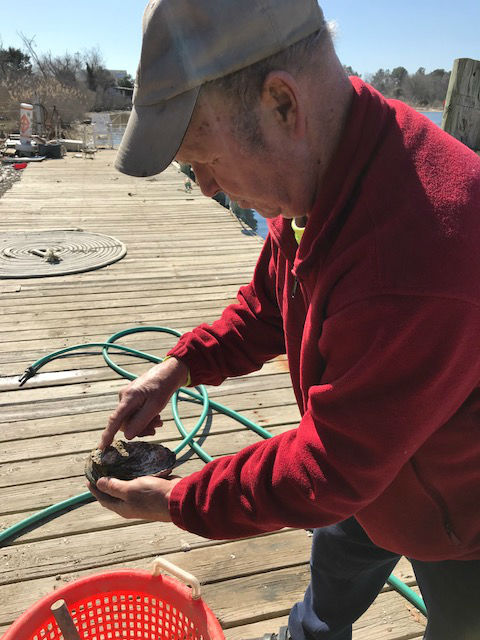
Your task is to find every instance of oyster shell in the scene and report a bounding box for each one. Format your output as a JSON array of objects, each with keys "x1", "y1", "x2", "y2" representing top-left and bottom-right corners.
[{"x1": 85, "y1": 440, "x2": 176, "y2": 486}]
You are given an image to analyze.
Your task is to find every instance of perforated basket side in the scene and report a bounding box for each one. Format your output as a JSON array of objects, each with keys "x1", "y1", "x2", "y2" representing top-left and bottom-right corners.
[{"x1": 2, "y1": 570, "x2": 224, "y2": 640}]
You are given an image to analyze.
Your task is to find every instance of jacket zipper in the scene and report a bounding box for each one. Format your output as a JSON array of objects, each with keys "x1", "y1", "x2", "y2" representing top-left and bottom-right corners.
[
  {"x1": 410, "y1": 459, "x2": 461, "y2": 546},
  {"x1": 291, "y1": 276, "x2": 299, "y2": 299}
]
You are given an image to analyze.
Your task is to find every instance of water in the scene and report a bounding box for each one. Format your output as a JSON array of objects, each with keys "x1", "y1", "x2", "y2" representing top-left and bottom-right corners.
[
  {"x1": 251, "y1": 214, "x2": 269, "y2": 239},
  {"x1": 418, "y1": 111, "x2": 443, "y2": 126}
]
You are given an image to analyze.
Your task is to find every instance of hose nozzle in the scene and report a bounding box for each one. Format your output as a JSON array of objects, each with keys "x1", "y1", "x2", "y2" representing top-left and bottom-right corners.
[{"x1": 19, "y1": 366, "x2": 36, "y2": 387}]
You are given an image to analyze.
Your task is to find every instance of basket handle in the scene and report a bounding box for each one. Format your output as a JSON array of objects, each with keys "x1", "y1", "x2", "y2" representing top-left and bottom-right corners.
[{"x1": 152, "y1": 557, "x2": 202, "y2": 599}]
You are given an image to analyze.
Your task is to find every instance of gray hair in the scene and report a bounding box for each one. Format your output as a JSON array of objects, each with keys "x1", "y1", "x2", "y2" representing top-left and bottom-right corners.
[{"x1": 199, "y1": 25, "x2": 330, "y2": 148}]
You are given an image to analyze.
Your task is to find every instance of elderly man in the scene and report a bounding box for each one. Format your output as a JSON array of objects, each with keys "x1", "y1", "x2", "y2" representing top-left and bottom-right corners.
[{"x1": 91, "y1": 1, "x2": 480, "y2": 638}]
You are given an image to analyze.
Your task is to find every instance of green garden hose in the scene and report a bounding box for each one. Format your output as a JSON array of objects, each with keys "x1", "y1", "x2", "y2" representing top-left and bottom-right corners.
[{"x1": 4, "y1": 326, "x2": 427, "y2": 616}]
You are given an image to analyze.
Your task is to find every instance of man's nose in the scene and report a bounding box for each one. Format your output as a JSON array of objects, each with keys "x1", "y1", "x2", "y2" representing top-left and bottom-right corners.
[{"x1": 193, "y1": 165, "x2": 221, "y2": 198}]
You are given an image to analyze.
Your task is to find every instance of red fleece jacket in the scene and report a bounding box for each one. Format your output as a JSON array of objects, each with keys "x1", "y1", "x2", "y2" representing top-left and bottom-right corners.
[{"x1": 167, "y1": 78, "x2": 480, "y2": 561}]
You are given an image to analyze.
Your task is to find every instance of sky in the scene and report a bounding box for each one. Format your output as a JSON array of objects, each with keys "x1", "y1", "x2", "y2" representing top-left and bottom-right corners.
[{"x1": 0, "y1": 0, "x2": 479, "y2": 79}]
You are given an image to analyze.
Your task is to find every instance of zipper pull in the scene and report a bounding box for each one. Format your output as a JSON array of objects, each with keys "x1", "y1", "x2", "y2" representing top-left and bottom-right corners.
[{"x1": 291, "y1": 277, "x2": 299, "y2": 299}]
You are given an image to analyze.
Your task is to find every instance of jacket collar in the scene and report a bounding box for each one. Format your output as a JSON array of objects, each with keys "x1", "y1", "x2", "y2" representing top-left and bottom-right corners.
[{"x1": 267, "y1": 78, "x2": 393, "y2": 274}]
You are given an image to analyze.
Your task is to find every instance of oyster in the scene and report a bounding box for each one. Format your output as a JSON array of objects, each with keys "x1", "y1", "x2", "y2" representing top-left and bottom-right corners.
[{"x1": 85, "y1": 440, "x2": 176, "y2": 486}]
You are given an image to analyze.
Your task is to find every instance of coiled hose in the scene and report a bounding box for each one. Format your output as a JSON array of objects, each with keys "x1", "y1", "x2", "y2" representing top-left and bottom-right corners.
[{"x1": 2, "y1": 326, "x2": 427, "y2": 616}]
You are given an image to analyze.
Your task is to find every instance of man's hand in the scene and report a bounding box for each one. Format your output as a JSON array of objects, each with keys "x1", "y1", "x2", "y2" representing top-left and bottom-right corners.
[
  {"x1": 88, "y1": 475, "x2": 183, "y2": 521},
  {"x1": 99, "y1": 357, "x2": 189, "y2": 449}
]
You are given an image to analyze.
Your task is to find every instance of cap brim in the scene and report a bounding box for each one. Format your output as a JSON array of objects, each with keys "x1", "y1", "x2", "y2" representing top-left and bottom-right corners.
[{"x1": 115, "y1": 87, "x2": 200, "y2": 178}]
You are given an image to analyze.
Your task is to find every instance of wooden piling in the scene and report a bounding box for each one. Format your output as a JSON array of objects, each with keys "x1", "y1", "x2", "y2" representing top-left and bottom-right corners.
[{"x1": 442, "y1": 58, "x2": 480, "y2": 153}]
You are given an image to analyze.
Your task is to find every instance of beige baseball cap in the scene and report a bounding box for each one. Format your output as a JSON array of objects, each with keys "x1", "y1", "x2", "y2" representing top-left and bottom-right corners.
[{"x1": 115, "y1": 0, "x2": 325, "y2": 177}]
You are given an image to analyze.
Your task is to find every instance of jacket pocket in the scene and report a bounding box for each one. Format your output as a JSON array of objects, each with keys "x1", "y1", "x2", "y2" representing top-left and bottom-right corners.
[{"x1": 410, "y1": 458, "x2": 461, "y2": 546}]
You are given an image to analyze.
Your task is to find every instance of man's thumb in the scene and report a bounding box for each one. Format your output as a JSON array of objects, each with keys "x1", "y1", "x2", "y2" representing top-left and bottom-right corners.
[{"x1": 96, "y1": 476, "x2": 128, "y2": 498}]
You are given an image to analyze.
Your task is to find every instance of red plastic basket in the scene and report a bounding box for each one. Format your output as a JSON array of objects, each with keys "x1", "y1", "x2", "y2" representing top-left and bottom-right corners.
[{"x1": 2, "y1": 558, "x2": 224, "y2": 640}]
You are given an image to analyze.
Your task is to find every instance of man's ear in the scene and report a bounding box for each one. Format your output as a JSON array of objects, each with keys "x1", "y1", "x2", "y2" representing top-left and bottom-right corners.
[{"x1": 260, "y1": 71, "x2": 304, "y2": 136}]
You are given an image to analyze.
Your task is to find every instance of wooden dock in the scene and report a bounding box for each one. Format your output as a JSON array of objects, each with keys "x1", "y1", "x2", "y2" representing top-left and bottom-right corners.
[{"x1": 0, "y1": 151, "x2": 426, "y2": 639}]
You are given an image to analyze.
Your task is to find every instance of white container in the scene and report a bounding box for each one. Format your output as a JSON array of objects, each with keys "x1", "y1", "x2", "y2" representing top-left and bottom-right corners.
[{"x1": 19, "y1": 103, "x2": 33, "y2": 143}]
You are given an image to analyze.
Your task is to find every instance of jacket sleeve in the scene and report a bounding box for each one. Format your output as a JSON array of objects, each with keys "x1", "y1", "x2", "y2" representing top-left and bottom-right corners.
[
  {"x1": 167, "y1": 236, "x2": 285, "y2": 386},
  {"x1": 168, "y1": 294, "x2": 480, "y2": 539}
]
